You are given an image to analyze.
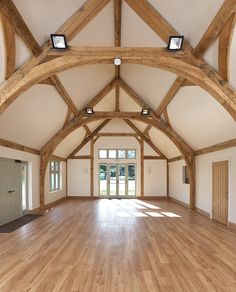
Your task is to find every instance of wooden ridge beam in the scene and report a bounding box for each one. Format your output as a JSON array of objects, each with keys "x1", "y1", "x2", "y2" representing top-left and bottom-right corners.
[
  {"x1": 114, "y1": 0, "x2": 122, "y2": 78},
  {"x1": 0, "y1": 13, "x2": 16, "y2": 79}
]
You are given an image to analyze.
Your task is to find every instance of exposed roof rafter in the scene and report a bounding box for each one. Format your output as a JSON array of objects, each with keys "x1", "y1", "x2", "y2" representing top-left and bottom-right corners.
[{"x1": 0, "y1": 13, "x2": 16, "y2": 80}]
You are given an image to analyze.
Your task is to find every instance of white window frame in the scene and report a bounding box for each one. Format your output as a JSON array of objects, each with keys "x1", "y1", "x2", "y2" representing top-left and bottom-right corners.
[{"x1": 49, "y1": 160, "x2": 61, "y2": 192}]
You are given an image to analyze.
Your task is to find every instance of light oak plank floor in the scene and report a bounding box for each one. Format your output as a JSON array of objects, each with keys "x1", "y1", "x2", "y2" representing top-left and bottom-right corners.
[{"x1": 0, "y1": 199, "x2": 236, "y2": 291}]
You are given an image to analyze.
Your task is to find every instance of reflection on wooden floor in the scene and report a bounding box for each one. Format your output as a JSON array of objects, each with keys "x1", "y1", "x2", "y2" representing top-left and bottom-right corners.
[{"x1": 0, "y1": 198, "x2": 236, "y2": 291}]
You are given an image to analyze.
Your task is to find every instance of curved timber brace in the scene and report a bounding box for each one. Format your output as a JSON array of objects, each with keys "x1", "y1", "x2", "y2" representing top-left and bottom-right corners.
[{"x1": 39, "y1": 112, "x2": 196, "y2": 210}]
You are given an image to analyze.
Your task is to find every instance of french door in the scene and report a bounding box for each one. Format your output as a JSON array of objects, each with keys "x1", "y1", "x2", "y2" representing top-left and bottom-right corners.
[{"x1": 99, "y1": 163, "x2": 136, "y2": 197}]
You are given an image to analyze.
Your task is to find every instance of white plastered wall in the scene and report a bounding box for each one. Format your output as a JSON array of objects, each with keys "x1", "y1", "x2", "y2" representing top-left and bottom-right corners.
[
  {"x1": 169, "y1": 160, "x2": 190, "y2": 205},
  {"x1": 67, "y1": 134, "x2": 168, "y2": 197}
]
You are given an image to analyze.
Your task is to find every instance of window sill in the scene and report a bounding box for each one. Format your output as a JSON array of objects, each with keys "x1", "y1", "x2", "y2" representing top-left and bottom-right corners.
[{"x1": 50, "y1": 190, "x2": 62, "y2": 194}]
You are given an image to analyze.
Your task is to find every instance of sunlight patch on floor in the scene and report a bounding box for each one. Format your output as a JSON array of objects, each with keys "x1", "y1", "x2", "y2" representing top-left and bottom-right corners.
[
  {"x1": 99, "y1": 199, "x2": 181, "y2": 219},
  {"x1": 160, "y1": 212, "x2": 181, "y2": 218},
  {"x1": 145, "y1": 212, "x2": 165, "y2": 217}
]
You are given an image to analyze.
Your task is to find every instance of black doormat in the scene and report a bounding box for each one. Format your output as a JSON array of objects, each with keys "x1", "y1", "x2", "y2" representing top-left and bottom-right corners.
[{"x1": 0, "y1": 214, "x2": 42, "y2": 233}]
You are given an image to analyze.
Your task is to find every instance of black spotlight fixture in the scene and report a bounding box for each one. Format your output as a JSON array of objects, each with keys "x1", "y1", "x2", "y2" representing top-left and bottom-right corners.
[
  {"x1": 141, "y1": 109, "x2": 150, "y2": 115},
  {"x1": 85, "y1": 107, "x2": 94, "y2": 115},
  {"x1": 50, "y1": 34, "x2": 68, "y2": 49},
  {"x1": 167, "y1": 36, "x2": 184, "y2": 51}
]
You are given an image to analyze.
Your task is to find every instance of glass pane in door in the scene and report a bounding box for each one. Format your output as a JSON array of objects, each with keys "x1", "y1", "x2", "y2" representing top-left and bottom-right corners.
[
  {"x1": 128, "y1": 165, "x2": 136, "y2": 196},
  {"x1": 21, "y1": 164, "x2": 27, "y2": 212},
  {"x1": 99, "y1": 165, "x2": 107, "y2": 196},
  {"x1": 118, "y1": 165, "x2": 126, "y2": 196},
  {"x1": 109, "y1": 165, "x2": 117, "y2": 196}
]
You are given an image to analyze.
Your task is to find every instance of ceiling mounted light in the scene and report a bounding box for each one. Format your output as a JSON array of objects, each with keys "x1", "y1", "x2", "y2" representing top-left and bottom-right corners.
[
  {"x1": 50, "y1": 34, "x2": 68, "y2": 49},
  {"x1": 167, "y1": 36, "x2": 184, "y2": 51},
  {"x1": 85, "y1": 107, "x2": 94, "y2": 115},
  {"x1": 141, "y1": 109, "x2": 150, "y2": 115},
  {"x1": 114, "y1": 58, "x2": 122, "y2": 66}
]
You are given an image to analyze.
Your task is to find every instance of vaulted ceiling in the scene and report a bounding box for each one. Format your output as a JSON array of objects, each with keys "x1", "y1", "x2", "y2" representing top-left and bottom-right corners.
[{"x1": 0, "y1": 0, "x2": 235, "y2": 159}]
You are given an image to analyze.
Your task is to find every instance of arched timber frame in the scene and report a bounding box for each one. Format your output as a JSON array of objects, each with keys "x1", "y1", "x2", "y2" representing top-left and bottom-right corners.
[
  {"x1": 0, "y1": 47, "x2": 236, "y2": 120},
  {"x1": 40, "y1": 111, "x2": 195, "y2": 210}
]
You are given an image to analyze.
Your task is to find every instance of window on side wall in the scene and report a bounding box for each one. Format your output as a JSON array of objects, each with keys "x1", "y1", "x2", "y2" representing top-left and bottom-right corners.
[
  {"x1": 50, "y1": 160, "x2": 61, "y2": 192},
  {"x1": 182, "y1": 166, "x2": 190, "y2": 184}
]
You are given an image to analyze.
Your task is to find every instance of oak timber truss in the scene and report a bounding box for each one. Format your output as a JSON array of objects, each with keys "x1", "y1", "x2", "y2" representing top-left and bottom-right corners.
[{"x1": 0, "y1": 0, "x2": 236, "y2": 210}]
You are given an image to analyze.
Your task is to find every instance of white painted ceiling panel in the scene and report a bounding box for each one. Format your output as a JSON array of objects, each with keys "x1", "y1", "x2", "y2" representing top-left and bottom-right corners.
[
  {"x1": 203, "y1": 38, "x2": 219, "y2": 71},
  {"x1": 88, "y1": 120, "x2": 106, "y2": 133},
  {"x1": 149, "y1": 128, "x2": 181, "y2": 159},
  {"x1": 54, "y1": 127, "x2": 86, "y2": 158},
  {"x1": 94, "y1": 89, "x2": 115, "y2": 112},
  {"x1": 122, "y1": 1, "x2": 165, "y2": 47},
  {"x1": 70, "y1": 2, "x2": 114, "y2": 46},
  {"x1": 168, "y1": 86, "x2": 236, "y2": 150},
  {"x1": 119, "y1": 88, "x2": 141, "y2": 112},
  {"x1": 229, "y1": 27, "x2": 236, "y2": 89},
  {"x1": 128, "y1": 120, "x2": 147, "y2": 132},
  {"x1": 76, "y1": 141, "x2": 90, "y2": 156},
  {"x1": 0, "y1": 85, "x2": 67, "y2": 149},
  {"x1": 144, "y1": 142, "x2": 159, "y2": 156},
  {"x1": 100, "y1": 119, "x2": 135, "y2": 133},
  {"x1": 13, "y1": 0, "x2": 87, "y2": 45},
  {"x1": 121, "y1": 65, "x2": 177, "y2": 110},
  {"x1": 15, "y1": 35, "x2": 32, "y2": 69},
  {"x1": 148, "y1": 0, "x2": 224, "y2": 48},
  {"x1": 58, "y1": 65, "x2": 115, "y2": 110}
]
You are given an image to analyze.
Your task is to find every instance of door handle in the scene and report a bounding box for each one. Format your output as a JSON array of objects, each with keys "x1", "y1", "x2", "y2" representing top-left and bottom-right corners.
[{"x1": 8, "y1": 190, "x2": 15, "y2": 195}]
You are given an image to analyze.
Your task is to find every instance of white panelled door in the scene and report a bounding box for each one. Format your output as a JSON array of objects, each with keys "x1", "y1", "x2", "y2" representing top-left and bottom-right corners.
[{"x1": 0, "y1": 158, "x2": 22, "y2": 226}]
